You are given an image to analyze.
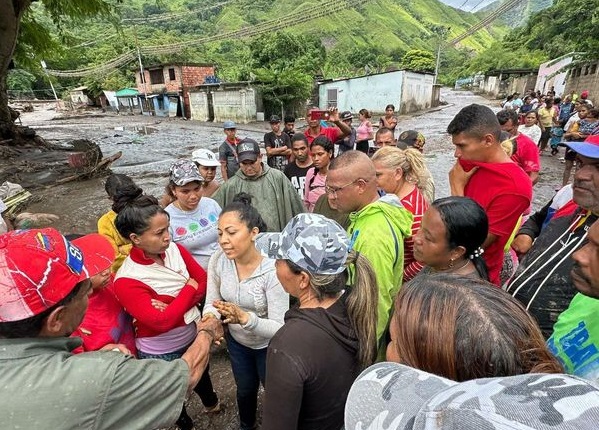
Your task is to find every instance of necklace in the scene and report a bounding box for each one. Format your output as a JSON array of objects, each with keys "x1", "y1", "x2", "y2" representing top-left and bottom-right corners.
[{"x1": 437, "y1": 259, "x2": 470, "y2": 273}]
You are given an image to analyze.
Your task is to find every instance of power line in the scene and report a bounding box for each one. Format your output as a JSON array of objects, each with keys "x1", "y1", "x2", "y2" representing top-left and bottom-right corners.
[
  {"x1": 448, "y1": 0, "x2": 523, "y2": 45},
  {"x1": 46, "y1": 0, "x2": 370, "y2": 77},
  {"x1": 468, "y1": 0, "x2": 488, "y2": 12},
  {"x1": 457, "y1": 0, "x2": 471, "y2": 10},
  {"x1": 121, "y1": 1, "x2": 230, "y2": 24}
]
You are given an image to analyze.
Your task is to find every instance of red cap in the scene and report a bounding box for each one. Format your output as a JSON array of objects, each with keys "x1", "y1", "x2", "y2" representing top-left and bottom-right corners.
[{"x1": 0, "y1": 229, "x2": 114, "y2": 322}]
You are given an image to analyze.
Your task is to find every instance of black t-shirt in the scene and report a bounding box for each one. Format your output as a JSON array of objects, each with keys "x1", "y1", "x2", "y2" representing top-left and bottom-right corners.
[
  {"x1": 264, "y1": 131, "x2": 291, "y2": 171},
  {"x1": 284, "y1": 162, "x2": 312, "y2": 198}
]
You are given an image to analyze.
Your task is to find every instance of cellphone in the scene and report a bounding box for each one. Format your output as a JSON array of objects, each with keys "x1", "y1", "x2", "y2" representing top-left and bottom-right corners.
[{"x1": 310, "y1": 110, "x2": 330, "y2": 121}]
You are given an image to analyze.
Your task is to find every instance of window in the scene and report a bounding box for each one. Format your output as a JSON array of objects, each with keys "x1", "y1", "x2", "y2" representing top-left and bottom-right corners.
[
  {"x1": 149, "y1": 69, "x2": 164, "y2": 85},
  {"x1": 327, "y1": 88, "x2": 338, "y2": 108},
  {"x1": 584, "y1": 66, "x2": 589, "y2": 76},
  {"x1": 168, "y1": 68, "x2": 176, "y2": 81},
  {"x1": 591, "y1": 64, "x2": 597, "y2": 75}
]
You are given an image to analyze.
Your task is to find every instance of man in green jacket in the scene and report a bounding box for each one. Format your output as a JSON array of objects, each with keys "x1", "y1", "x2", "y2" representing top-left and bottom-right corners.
[
  {"x1": 213, "y1": 138, "x2": 305, "y2": 232},
  {"x1": 326, "y1": 151, "x2": 413, "y2": 345}
]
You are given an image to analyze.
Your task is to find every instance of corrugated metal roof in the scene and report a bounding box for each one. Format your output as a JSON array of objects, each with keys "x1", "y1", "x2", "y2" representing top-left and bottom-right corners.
[{"x1": 115, "y1": 88, "x2": 139, "y2": 97}]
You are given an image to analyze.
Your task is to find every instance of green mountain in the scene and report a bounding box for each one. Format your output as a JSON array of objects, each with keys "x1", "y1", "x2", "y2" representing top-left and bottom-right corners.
[
  {"x1": 477, "y1": 0, "x2": 553, "y2": 28},
  {"x1": 20, "y1": 0, "x2": 507, "y2": 92}
]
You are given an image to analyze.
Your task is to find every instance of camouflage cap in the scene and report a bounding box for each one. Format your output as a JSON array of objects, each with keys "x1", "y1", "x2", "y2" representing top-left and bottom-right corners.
[
  {"x1": 255, "y1": 213, "x2": 349, "y2": 275},
  {"x1": 169, "y1": 159, "x2": 204, "y2": 186},
  {"x1": 345, "y1": 362, "x2": 599, "y2": 430}
]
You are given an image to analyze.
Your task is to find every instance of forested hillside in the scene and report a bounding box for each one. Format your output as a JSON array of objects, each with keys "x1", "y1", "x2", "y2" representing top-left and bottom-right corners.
[{"x1": 11, "y1": 0, "x2": 506, "y2": 99}]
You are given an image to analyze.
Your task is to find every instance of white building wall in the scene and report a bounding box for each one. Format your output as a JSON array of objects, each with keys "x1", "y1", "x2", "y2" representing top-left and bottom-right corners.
[
  {"x1": 212, "y1": 89, "x2": 257, "y2": 124},
  {"x1": 536, "y1": 56, "x2": 573, "y2": 97},
  {"x1": 400, "y1": 72, "x2": 435, "y2": 114},
  {"x1": 189, "y1": 91, "x2": 210, "y2": 122},
  {"x1": 318, "y1": 71, "x2": 405, "y2": 114}
]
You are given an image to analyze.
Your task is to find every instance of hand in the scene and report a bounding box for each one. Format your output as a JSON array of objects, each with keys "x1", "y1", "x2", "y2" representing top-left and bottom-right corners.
[
  {"x1": 201, "y1": 312, "x2": 217, "y2": 322},
  {"x1": 197, "y1": 317, "x2": 225, "y2": 345},
  {"x1": 327, "y1": 107, "x2": 340, "y2": 123},
  {"x1": 449, "y1": 161, "x2": 477, "y2": 196},
  {"x1": 151, "y1": 299, "x2": 168, "y2": 312},
  {"x1": 100, "y1": 343, "x2": 132, "y2": 355},
  {"x1": 187, "y1": 278, "x2": 199, "y2": 290},
  {"x1": 213, "y1": 300, "x2": 249, "y2": 325},
  {"x1": 511, "y1": 234, "x2": 533, "y2": 256}
]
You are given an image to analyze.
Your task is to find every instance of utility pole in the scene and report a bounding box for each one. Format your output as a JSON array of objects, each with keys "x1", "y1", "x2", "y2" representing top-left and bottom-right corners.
[
  {"x1": 434, "y1": 42, "x2": 441, "y2": 85},
  {"x1": 134, "y1": 26, "x2": 148, "y2": 95},
  {"x1": 40, "y1": 60, "x2": 60, "y2": 110}
]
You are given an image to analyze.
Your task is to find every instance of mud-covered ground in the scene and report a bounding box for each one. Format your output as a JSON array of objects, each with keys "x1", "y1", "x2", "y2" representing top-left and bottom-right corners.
[{"x1": 7, "y1": 88, "x2": 569, "y2": 429}]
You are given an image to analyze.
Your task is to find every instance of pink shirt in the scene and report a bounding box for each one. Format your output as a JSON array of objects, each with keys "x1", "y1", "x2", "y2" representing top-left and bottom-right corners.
[
  {"x1": 303, "y1": 168, "x2": 326, "y2": 212},
  {"x1": 356, "y1": 121, "x2": 373, "y2": 141}
]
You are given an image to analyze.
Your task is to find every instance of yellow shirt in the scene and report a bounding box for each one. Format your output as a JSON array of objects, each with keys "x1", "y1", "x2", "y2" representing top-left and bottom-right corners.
[
  {"x1": 97, "y1": 210, "x2": 132, "y2": 273},
  {"x1": 538, "y1": 107, "x2": 557, "y2": 128}
]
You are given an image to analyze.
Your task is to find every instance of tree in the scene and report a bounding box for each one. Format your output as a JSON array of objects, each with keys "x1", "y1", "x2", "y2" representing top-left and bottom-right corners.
[
  {"x1": 248, "y1": 32, "x2": 325, "y2": 115},
  {"x1": 0, "y1": 0, "x2": 116, "y2": 140},
  {"x1": 401, "y1": 49, "x2": 436, "y2": 73}
]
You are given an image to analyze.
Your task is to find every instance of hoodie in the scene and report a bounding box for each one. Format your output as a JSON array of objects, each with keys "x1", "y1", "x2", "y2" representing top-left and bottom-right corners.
[
  {"x1": 348, "y1": 194, "x2": 413, "y2": 342},
  {"x1": 262, "y1": 300, "x2": 359, "y2": 430},
  {"x1": 213, "y1": 163, "x2": 305, "y2": 232}
]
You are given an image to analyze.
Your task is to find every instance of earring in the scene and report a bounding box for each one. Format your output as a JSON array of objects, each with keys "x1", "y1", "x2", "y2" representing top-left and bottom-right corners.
[{"x1": 448, "y1": 258, "x2": 455, "y2": 268}]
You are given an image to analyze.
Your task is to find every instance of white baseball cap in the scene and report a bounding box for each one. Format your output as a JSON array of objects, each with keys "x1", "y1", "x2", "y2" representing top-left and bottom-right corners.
[{"x1": 191, "y1": 148, "x2": 221, "y2": 167}]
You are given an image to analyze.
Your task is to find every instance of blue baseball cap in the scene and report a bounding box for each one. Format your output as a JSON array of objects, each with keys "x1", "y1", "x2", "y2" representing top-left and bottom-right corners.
[
  {"x1": 564, "y1": 135, "x2": 599, "y2": 158},
  {"x1": 223, "y1": 120, "x2": 236, "y2": 129}
]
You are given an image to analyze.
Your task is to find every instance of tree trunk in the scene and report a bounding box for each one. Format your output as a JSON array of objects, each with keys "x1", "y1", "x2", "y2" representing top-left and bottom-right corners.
[{"x1": 0, "y1": 0, "x2": 32, "y2": 135}]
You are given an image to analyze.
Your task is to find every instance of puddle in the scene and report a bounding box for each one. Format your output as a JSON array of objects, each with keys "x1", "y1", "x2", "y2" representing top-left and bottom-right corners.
[{"x1": 114, "y1": 126, "x2": 158, "y2": 135}]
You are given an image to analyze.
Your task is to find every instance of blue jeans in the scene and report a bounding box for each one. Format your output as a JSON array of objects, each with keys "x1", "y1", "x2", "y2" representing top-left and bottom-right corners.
[{"x1": 226, "y1": 332, "x2": 267, "y2": 430}]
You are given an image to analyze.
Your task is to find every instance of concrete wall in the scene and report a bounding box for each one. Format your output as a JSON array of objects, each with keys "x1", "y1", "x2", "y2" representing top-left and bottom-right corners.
[
  {"x1": 189, "y1": 91, "x2": 210, "y2": 121},
  {"x1": 212, "y1": 89, "x2": 258, "y2": 123},
  {"x1": 399, "y1": 71, "x2": 435, "y2": 114},
  {"x1": 536, "y1": 56, "x2": 573, "y2": 96},
  {"x1": 318, "y1": 71, "x2": 404, "y2": 114},
  {"x1": 189, "y1": 88, "x2": 260, "y2": 123},
  {"x1": 564, "y1": 60, "x2": 599, "y2": 99},
  {"x1": 481, "y1": 76, "x2": 500, "y2": 97},
  {"x1": 508, "y1": 75, "x2": 537, "y2": 96}
]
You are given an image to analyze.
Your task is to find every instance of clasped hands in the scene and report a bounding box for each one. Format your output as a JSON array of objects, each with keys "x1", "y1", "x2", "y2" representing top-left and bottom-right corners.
[{"x1": 202, "y1": 300, "x2": 250, "y2": 326}]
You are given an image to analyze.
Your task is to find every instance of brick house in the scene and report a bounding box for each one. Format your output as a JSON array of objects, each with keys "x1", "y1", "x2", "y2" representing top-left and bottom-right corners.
[{"x1": 135, "y1": 63, "x2": 216, "y2": 118}]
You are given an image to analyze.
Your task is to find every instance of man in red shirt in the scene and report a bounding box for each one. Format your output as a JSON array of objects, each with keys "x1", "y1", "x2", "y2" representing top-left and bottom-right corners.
[
  {"x1": 448, "y1": 104, "x2": 532, "y2": 285},
  {"x1": 304, "y1": 107, "x2": 351, "y2": 145},
  {"x1": 496, "y1": 109, "x2": 541, "y2": 185}
]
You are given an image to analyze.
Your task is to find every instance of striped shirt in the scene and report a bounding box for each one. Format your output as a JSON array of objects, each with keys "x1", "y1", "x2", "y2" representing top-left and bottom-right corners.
[{"x1": 401, "y1": 187, "x2": 428, "y2": 282}]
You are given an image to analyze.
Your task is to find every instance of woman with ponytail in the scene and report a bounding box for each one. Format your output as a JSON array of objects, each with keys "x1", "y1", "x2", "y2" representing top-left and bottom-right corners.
[
  {"x1": 113, "y1": 194, "x2": 220, "y2": 430},
  {"x1": 97, "y1": 173, "x2": 143, "y2": 272},
  {"x1": 257, "y1": 213, "x2": 378, "y2": 430},
  {"x1": 372, "y1": 146, "x2": 433, "y2": 281},
  {"x1": 413, "y1": 196, "x2": 490, "y2": 281}
]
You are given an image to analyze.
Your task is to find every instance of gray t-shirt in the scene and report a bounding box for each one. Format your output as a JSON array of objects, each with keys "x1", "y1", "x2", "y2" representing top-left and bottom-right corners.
[{"x1": 165, "y1": 198, "x2": 221, "y2": 269}]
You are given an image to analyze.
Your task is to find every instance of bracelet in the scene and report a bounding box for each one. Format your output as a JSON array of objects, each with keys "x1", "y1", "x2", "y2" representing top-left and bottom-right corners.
[{"x1": 198, "y1": 328, "x2": 215, "y2": 340}]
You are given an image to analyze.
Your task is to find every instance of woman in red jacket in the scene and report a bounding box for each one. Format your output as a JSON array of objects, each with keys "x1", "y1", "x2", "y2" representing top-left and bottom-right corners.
[{"x1": 113, "y1": 194, "x2": 219, "y2": 430}]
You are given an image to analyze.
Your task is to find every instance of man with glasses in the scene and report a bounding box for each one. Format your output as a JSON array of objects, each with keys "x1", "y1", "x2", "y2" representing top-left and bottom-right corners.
[
  {"x1": 213, "y1": 138, "x2": 304, "y2": 232},
  {"x1": 326, "y1": 151, "x2": 413, "y2": 350}
]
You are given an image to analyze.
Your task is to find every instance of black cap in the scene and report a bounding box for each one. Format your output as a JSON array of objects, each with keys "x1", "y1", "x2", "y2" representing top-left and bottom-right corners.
[
  {"x1": 397, "y1": 130, "x2": 425, "y2": 149},
  {"x1": 269, "y1": 115, "x2": 281, "y2": 123},
  {"x1": 340, "y1": 111, "x2": 353, "y2": 121},
  {"x1": 236, "y1": 138, "x2": 261, "y2": 162}
]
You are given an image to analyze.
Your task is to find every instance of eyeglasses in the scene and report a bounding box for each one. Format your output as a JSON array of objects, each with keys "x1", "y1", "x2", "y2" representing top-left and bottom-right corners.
[{"x1": 324, "y1": 178, "x2": 367, "y2": 198}]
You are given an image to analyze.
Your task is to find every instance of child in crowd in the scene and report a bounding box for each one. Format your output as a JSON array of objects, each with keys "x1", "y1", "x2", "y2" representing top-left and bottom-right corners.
[
  {"x1": 518, "y1": 110, "x2": 542, "y2": 145},
  {"x1": 97, "y1": 174, "x2": 142, "y2": 272},
  {"x1": 69, "y1": 233, "x2": 136, "y2": 355}
]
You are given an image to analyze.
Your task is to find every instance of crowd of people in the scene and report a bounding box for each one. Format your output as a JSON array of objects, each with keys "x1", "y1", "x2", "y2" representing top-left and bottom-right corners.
[{"x1": 2, "y1": 95, "x2": 599, "y2": 430}]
